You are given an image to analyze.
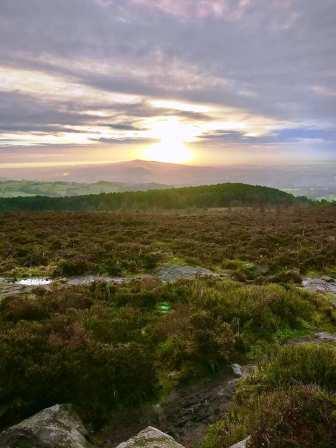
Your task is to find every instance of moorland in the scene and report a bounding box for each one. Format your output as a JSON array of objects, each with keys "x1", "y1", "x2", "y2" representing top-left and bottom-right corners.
[{"x1": 0, "y1": 183, "x2": 336, "y2": 448}]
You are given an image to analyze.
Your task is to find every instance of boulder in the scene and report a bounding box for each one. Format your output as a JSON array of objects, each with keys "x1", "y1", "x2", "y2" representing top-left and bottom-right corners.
[
  {"x1": 229, "y1": 437, "x2": 250, "y2": 448},
  {"x1": 116, "y1": 427, "x2": 185, "y2": 448},
  {"x1": 0, "y1": 404, "x2": 93, "y2": 448}
]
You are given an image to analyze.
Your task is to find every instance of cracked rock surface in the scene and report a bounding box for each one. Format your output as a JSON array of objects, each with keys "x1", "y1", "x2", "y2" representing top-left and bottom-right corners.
[{"x1": 0, "y1": 404, "x2": 93, "y2": 448}]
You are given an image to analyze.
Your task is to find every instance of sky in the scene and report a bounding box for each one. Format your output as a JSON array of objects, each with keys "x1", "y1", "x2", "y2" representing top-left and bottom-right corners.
[{"x1": 0, "y1": 0, "x2": 336, "y2": 172}]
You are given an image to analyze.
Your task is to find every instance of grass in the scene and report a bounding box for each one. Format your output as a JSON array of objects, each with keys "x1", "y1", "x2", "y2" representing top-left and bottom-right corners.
[{"x1": 203, "y1": 344, "x2": 336, "y2": 448}]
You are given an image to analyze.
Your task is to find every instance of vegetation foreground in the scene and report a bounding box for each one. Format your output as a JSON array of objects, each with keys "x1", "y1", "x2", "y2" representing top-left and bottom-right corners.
[
  {"x1": 1, "y1": 205, "x2": 336, "y2": 280},
  {"x1": 0, "y1": 203, "x2": 336, "y2": 447}
]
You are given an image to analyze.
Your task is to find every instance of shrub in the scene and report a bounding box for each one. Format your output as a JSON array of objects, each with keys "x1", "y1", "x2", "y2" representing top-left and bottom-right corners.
[
  {"x1": 186, "y1": 280, "x2": 331, "y2": 354},
  {"x1": 248, "y1": 386, "x2": 336, "y2": 448},
  {"x1": 0, "y1": 309, "x2": 156, "y2": 429},
  {"x1": 242, "y1": 344, "x2": 336, "y2": 396},
  {"x1": 1, "y1": 206, "x2": 336, "y2": 279},
  {"x1": 0, "y1": 279, "x2": 335, "y2": 430},
  {"x1": 56, "y1": 257, "x2": 91, "y2": 276},
  {"x1": 269, "y1": 269, "x2": 302, "y2": 284},
  {"x1": 142, "y1": 252, "x2": 162, "y2": 270},
  {"x1": 155, "y1": 305, "x2": 236, "y2": 382},
  {"x1": 204, "y1": 386, "x2": 336, "y2": 448}
]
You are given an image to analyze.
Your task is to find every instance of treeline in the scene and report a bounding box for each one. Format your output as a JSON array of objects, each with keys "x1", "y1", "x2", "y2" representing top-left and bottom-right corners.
[{"x1": 0, "y1": 183, "x2": 306, "y2": 212}]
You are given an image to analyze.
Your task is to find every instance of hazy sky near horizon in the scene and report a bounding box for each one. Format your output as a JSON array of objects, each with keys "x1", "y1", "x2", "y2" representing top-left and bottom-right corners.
[{"x1": 0, "y1": 0, "x2": 336, "y2": 170}]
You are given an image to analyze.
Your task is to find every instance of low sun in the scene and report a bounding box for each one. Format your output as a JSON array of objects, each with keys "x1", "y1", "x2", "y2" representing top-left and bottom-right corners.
[
  {"x1": 144, "y1": 138, "x2": 193, "y2": 164},
  {"x1": 143, "y1": 119, "x2": 195, "y2": 164}
]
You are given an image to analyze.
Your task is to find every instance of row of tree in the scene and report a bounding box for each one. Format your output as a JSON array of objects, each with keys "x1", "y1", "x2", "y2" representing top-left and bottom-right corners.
[{"x1": 0, "y1": 183, "x2": 306, "y2": 212}]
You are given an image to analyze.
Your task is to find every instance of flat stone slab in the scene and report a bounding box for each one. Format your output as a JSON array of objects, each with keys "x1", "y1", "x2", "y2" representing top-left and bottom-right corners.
[
  {"x1": 65, "y1": 275, "x2": 128, "y2": 286},
  {"x1": 116, "y1": 427, "x2": 185, "y2": 448},
  {"x1": 0, "y1": 404, "x2": 93, "y2": 448},
  {"x1": 156, "y1": 265, "x2": 218, "y2": 283},
  {"x1": 302, "y1": 277, "x2": 336, "y2": 295}
]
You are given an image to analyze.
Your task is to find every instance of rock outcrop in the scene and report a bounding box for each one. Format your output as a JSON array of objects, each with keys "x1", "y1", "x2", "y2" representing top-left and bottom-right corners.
[
  {"x1": 302, "y1": 277, "x2": 336, "y2": 295},
  {"x1": 229, "y1": 437, "x2": 250, "y2": 448},
  {"x1": 0, "y1": 404, "x2": 93, "y2": 448},
  {"x1": 156, "y1": 265, "x2": 218, "y2": 283},
  {"x1": 116, "y1": 427, "x2": 185, "y2": 448}
]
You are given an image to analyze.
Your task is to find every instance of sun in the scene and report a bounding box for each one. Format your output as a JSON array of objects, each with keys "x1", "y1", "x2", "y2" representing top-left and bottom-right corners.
[
  {"x1": 143, "y1": 119, "x2": 196, "y2": 164},
  {"x1": 144, "y1": 138, "x2": 193, "y2": 164}
]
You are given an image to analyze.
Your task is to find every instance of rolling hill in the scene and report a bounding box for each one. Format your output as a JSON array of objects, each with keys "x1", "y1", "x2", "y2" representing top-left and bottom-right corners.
[
  {"x1": 0, "y1": 183, "x2": 306, "y2": 213},
  {"x1": 2, "y1": 160, "x2": 336, "y2": 192},
  {"x1": 0, "y1": 179, "x2": 167, "y2": 198}
]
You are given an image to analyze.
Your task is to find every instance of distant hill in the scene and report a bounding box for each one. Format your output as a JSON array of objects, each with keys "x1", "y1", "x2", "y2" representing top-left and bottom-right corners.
[
  {"x1": 0, "y1": 183, "x2": 307, "y2": 213},
  {"x1": 2, "y1": 159, "x2": 336, "y2": 190},
  {"x1": 0, "y1": 160, "x2": 223, "y2": 184},
  {"x1": 0, "y1": 179, "x2": 167, "y2": 198}
]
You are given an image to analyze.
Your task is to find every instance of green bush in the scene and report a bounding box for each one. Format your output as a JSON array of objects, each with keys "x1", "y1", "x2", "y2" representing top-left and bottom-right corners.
[
  {"x1": 56, "y1": 257, "x2": 92, "y2": 276},
  {"x1": 142, "y1": 252, "x2": 162, "y2": 270},
  {"x1": 155, "y1": 306, "x2": 236, "y2": 382},
  {"x1": 204, "y1": 344, "x2": 336, "y2": 448},
  {"x1": 204, "y1": 386, "x2": 336, "y2": 448},
  {"x1": 242, "y1": 344, "x2": 336, "y2": 396},
  {"x1": 186, "y1": 280, "x2": 332, "y2": 354}
]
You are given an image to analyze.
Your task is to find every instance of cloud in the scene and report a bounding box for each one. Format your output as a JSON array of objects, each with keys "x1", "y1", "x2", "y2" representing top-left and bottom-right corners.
[
  {"x1": 0, "y1": 0, "x2": 335, "y2": 165},
  {"x1": 126, "y1": 0, "x2": 251, "y2": 20}
]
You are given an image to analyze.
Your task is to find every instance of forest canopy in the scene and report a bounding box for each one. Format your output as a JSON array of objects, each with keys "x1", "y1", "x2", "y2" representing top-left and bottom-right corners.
[{"x1": 0, "y1": 183, "x2": 307, "y2": 213}]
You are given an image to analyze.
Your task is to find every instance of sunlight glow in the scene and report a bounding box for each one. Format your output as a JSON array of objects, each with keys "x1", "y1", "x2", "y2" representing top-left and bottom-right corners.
[{"x1": 143, "y1": 119, "x2": 197, "y2": 163}]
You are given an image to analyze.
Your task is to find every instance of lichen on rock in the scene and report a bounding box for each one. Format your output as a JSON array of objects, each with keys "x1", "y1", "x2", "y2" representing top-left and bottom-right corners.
[
  {"x1": 0, "y1": 404, "x2": 93, "y2": 448},
  {"x1": 116, "y1": 427, "x2": 185, "y2": 448}
]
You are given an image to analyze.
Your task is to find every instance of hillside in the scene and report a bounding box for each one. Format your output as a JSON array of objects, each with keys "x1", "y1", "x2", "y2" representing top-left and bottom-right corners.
[
  {"x1": 0, "y1": 179, "x2": 167, "y2": 198},
  {"x1": 0, "y1": 183, "x2": 303, "y2": 212},
  {"x1": 3, "y1": 160, "x2": 336, "y2": 191}
]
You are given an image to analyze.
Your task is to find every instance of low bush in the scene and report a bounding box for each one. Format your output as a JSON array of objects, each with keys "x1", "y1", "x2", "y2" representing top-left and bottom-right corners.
[
  {"x1": 1, "y1": 206, "x2": 336, "y2": 278},
  {"x1": 0, "y1": 316, "x2": 156, "y2": 429},
  {"x1": 248, "y1": 386, "x2": 336, "y2": 448},
  {"x1": 204, "y1": 385, "x2": 336, "y2": 448},
  {"x1": 241, "y1": 343, "x2": 336, "y2": 396},
  {"x1": 204, "y1": 344, "x2": 336, "y2": 448},
  {"x1": 0, "y1": 279, "x2": 335, "y2": 430},
  {"x1": 155, "y1": 305, "x2": 236, "y2": 382},
  {"x1": 55, "y1": 256, "x2": 92, "y2": 276}
]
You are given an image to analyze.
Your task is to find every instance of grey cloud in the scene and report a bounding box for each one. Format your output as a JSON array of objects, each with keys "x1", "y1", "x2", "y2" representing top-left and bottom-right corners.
[
  {"x1": 94, "y1": 137, "x2": 157, "y2": 145},
  {"x1": 108, "y1": 123, "x2": 144, "y2": 131},
  {"x1": 0, "y1": 0, "x2": 335, "y2": 156}
]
